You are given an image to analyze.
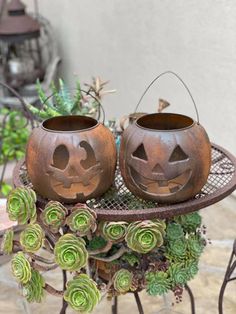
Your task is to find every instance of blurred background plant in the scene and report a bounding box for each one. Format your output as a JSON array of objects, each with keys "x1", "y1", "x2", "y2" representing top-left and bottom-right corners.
[
  {"x1": 0, "y1": 108, "x2": 29, "y2": 196},
  {"x1": 27, "y1": 76, "x2": 116, "y2": 120}
]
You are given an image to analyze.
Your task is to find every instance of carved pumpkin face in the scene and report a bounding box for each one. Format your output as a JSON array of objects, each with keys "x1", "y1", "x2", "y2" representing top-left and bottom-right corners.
[
  {"x1": 47, "y1": 141, "x2": 102, "y2": 200},
  {"x1": 119, "y1": 113, "x2": 211, "y2": 204},
  {"x1": 26, "y1": 115, "x2": 117, "y2": 203},
  {"x1": 129, "y1": 143, "x2": 192, "y2": 196}
]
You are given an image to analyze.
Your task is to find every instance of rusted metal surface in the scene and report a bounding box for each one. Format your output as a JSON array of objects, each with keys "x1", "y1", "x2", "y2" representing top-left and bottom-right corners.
[
  {"x1": 26, "y1": 115, "x2": 117, "y2": 204},
  {"x1": 0, "y1": 0, "x2": 40, "y2": 42},
  {"x1": 14, "y1": 143, "x2": 236, "y2": 221},
  {"x1": 119, "y1": 113, "x2": 211, "y2": 204}
]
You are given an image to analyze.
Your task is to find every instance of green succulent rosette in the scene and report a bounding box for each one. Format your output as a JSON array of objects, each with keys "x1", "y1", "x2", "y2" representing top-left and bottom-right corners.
[
  {"x1": 66, "y1": 205, "x2": 97, "y2": 236},
  {"x1": 99, "y1": 221, "x2": 128, "y2": 242},
  {"x1": 122, "y1": 252, "x2": 139, "y2": 267},
  {"x1": 22, "y1": 269, "x2": 45, "y2": 303},
  {"x1": 166, "y1": 238, "x2": 187, "y2": 262},
  {"x1": 187, "y1": 235, "x2": 204, "y2": 259},
  {"x1": 146, "y1": 271, "x2": 171, "y2": 296},
  {"x1": 41, "y1": 201, "x2": 68, "y2": 233},
  {"x1": 64, "y1": 274, "x2": 101, "y2": 313},
  {"x1": 185, "y1": 259, "x2": 199, "y2": 280},
  {"x1": 86, "y1": 236, "x2": 107, "y2": 251},
  {"x1": 165, "y1": 223, "x2": 184, "y2": 241},
  {"x1": 7, "y1": 187, "x2": 36, "y2": 225},
  {"x1": 168, "y1": 263, "x2": 188, "y2": 287},
  {"x1": 126, "y1": 220, "x2": 165, "y2": 254},
  {"x1": 11, "y1": 252, "x2": 32, "y2": 284},
  {"x1": 174, "y1": 212, "x2": 202, "y2": 233},
  {"x1": 54, "y1": 234, "x2": 88, "y2": 271},
  {"x1": 1, "y1": 229, "x2": 14, "y2": 254},
  {"x1": 20, "y1": 224, "x2": 45, "y2": 253},
  {"x1": 113, "y1": 269, "x2": 133, "y2": 293}
]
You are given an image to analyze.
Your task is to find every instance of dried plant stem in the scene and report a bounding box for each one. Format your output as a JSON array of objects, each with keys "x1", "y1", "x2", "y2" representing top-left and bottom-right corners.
[
  {"x1": 88, "y1": 241, "x2": 113, "y2": 255},
  {"x1": 44, "y1": 283, "x2": 63, "y2": 297},
  {"x1": 0, "y1": 247, "x2": 21, "y2": 256},
  {"x1": 90, "y1": 246, "x2": 129, "y2": 262},
  {"x1": 86, "y1": 260, "x2": 91, "y2": 277},
  {"x1": 29, "y1": 253, "x2": 55, "y2": 264},
  {"x1": 44, "y1": 238, "x2": 54, "y2": 253},
  {"x1": 32, "y1": 262, "x2": 58, "y2": 271},
  {"x1": 101, "y1": 279, "x2": 113, "y2": 300},
  {"x1": 13, "y1": 241, "x2": 55, "y2": 265}
]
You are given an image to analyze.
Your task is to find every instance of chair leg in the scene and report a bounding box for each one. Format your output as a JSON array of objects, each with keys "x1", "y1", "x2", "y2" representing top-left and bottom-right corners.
[
  {"x1": 185, "y1": 284, "x2": 196, "y2": 314},
  {"x1": 134, "y1": 291, "x2": 144, "y2": 314},
  {"x1": 218, "y1": 240, "x2": 236, "y2": 314},
  {"x1": 112, "y1": 296, "x2": 118, "y2": 314}
]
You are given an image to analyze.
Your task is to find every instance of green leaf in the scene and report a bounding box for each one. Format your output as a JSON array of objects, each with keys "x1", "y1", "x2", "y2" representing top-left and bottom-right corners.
[{"x1": 1, "y1": 182, "x2": 12, "y2": 196}]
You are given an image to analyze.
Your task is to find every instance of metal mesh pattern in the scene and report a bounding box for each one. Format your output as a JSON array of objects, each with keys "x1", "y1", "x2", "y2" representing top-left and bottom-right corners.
[{"x1": 16, "y1": 145, "x2": 235, "y2": 212}]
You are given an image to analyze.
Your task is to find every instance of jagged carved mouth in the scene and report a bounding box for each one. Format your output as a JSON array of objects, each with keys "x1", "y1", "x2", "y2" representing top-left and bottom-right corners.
[
  {"x1": 130, "y1": 167, "x2": 192, "y2": 195},
  {"x1": 47, "y1": 163, "x2": 102, "y2": 199},
  {"x1": 50, "y1": 175, "x2": 100, "y2": 199}
]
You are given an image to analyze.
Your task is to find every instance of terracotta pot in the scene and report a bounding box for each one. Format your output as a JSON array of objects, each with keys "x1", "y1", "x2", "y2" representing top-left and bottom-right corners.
[
  {"x1": 26, "y1": 115, "x2": 117, "y2": 203},
  {"x1": 119, "y1": 113, "x2": 211, "y2": 204}
]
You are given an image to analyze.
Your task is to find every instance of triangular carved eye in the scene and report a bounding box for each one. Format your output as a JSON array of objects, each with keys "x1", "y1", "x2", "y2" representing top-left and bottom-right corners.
[
  {"x1": 132, "y1": 143, "x2": 148, "y2": 161},
  {"x1": 169, "y1": 145, "x2": 188, "y2": 162}
]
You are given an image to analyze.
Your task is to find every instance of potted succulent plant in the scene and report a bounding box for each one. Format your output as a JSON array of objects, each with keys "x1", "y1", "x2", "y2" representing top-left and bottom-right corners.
[{"x1": 1, "y1": 185, "x2": 206, "y2": 313}]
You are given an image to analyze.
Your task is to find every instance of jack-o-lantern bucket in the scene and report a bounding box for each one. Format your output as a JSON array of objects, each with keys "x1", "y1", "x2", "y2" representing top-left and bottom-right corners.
[
  {"x1": 119, "y1": 72, "x2": 211, "y2": 204},
  {"x1": 26, "y1": 115, "x2": 117, "y2": 203}
]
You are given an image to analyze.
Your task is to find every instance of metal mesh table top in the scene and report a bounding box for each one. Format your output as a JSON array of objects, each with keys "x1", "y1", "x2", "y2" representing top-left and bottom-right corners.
[{"x1": 13, "y1": 143, "x2": 236, "y2": 221}]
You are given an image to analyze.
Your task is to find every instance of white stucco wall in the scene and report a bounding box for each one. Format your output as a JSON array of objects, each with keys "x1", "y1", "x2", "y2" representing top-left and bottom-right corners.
[{"x1": 25, "y1": 0, "x2": 236, "y2": 154}]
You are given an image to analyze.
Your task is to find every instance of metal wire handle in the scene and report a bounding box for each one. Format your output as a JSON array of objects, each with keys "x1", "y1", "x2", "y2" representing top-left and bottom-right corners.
[
  {"x1": 134, "y1": 71, "x2": 200, "y2": 124},
  {"x1": 41, "y1": 88, "x2": 106, "y2": 124}
]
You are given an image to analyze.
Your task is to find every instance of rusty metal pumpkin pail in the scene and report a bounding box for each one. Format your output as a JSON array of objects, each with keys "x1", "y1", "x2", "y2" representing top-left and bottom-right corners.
[
  {"x1": 26, "y1": 115, "x2": 117, "y2": 203},
  {"x1": 119, "y1": 71, "x2": 211, "y2": 204}
]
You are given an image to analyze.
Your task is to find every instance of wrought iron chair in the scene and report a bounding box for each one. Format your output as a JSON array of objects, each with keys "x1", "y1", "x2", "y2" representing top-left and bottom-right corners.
[{"x1": 218, "y1": 239, "x2": 236, "y2": 314}]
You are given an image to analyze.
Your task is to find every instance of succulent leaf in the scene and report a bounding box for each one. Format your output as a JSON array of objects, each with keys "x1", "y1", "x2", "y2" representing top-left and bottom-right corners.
[
  {"x1": 185, "y1": 259, "x2": 199, "y2": 280},
  {"x1": 41, "y1": 201, "x2": 68, "y2": 233},
  {"x1": 11, "y1": 252, "x2": 32, "y2": 284},
  {"x1": 66, "y1": 205, "x2": 97, "y2": 236},
  {"x1": 22, "y1": 269, "x2": 45, "y2": 303},
  {"x1": 121, "y1": 252, "x2": 139, "y2": 267},
  {"x1": 187, "y1": 235, "x2": 204, "y2": 259},
  {"x1": 54, "y1": 234, "x2": 88, "y2": 271},
  {"x1": 64, "y1": 274, "x2": 101, "y2": 313},
  {"x1": 165, "y1": 238, "x2": 187, "y2": 262},
  {"x1": 174, "y1": 212, "x2": 202, "y2": 233},
  {"x1": 125, "y1": 220, "x2": 165, "y2": 254},
  {"x1": 20, "y1": 224, "x2": 45, "y2": 253},
  {"x1": 146, "y1": 271, "x2": 171, "y2": 296},
  {"x1": 168, "y1": 263, "x2": 189, "y2": 287},
  {"x1": 113, "y1": 269, "x2": 133, "y2": 293},
  {"x1": 99, "y1": 221, "x2": 128, "y2": 242},
  {"x1": 1, "y1": 228, "x2": 14, "y2": 254},
  {"x1": 166, "y1": 223, "x2": 184, "y2": 241},
  {"x1": 7, "y1": 187, "x2": 37, "y2": 225}
]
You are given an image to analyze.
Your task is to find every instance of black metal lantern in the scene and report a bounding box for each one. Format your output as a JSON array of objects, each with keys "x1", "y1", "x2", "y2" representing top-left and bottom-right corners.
[
  {"x1": 0, "y1": 0, "x2": 40, "y2": 42},
  {"x1": 0, "y1": 0, "x2": 44, "y2": 89}
]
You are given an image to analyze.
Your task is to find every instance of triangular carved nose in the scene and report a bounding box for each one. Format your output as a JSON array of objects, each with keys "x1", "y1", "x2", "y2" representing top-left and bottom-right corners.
[{"x1": 152, "y1": 163, "x2": 164, "y2": 175}]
